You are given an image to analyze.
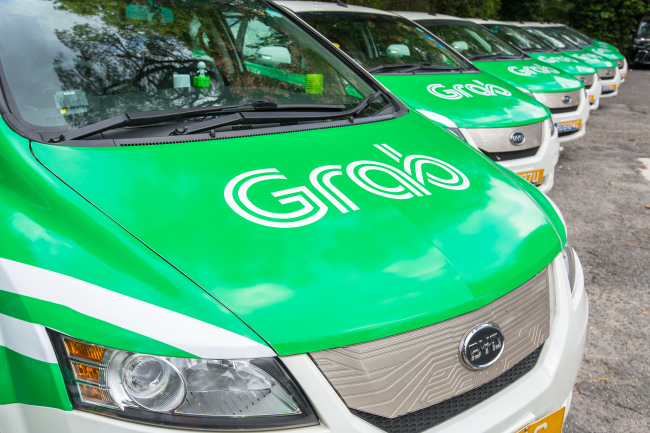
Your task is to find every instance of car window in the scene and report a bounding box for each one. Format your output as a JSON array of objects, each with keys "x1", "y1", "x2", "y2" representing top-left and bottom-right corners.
[
  {"x1": 486, "y1": 25, "x2": 548, "y2": 51},
  {"x1": 0, "y1": 0, "x2": 375, "y2": 132},
  {"x1": 423, "y1": 24, "x2": 519, "y2": 58},
  {"x1": 300, "y1": 12, "x2": 469, "y2": 71},
  {"x1": 525, "y1": 28, "x2": 574, "y2": 49}
]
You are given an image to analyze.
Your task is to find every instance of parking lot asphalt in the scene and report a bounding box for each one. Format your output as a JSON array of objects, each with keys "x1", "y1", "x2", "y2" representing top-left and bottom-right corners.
[{"x1": 550, "y1": 69, "x2": 650, "y2": 432}]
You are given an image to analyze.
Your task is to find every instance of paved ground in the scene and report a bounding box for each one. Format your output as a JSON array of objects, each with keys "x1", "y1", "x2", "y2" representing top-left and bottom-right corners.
[{"x1": 549, "y1": 69, "x2": 650, "y2": 432}]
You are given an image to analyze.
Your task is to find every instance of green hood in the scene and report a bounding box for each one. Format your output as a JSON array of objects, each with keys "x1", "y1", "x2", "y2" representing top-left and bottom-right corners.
[
  {"x1": 474, "y1": 58, "x2": 584, "y2": 93},
  {"x1": 593, "y1": 40, "x2": 618, "y2": 50},
  {"x1": 32, "y1": 112, "x2": 564, "y2": 356},
  {"x1": 582, "y1": 45, "x2": 624, "y2": 61},
  {"x1": 374, "y1": 72, "x2": 550, "y2": 129},
  {"x1": 562, "y1": 50, "x2": 617, "y2": 69},
  {"x1": 527, "y1": 52, "x2": 597, "y2": 76}
]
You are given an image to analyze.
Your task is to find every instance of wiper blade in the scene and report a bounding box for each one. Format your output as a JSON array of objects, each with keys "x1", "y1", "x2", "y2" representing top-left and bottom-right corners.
[
  {"x1": 49, "y1": 102, "x2": 346, "y2": 142},
  {"x1": 367, "y1": 63, "x2": 461, "y2": 74},
  {"x1": 366, "y1": 64, "x2": 416, "y2": 73},
  {"x1": 178, "y1": 90, "x2": 389, "y2": 136},
  {"x1": 468, "y1": 53, "x2": 499, "y2": 60}
]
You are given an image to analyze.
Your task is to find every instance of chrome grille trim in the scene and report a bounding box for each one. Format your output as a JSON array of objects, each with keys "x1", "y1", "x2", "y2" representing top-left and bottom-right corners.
[
  {"x1": 598, "y1": 67, "x2": 617, "y2": 79},
  {"x1": 574, "y1": 74, "x2": 595, "y2": 87},
  {"x1": 310, "y1": 267, "x2": 551, "y2": 419},
  {"x1": 464, "y1": 121, "x2": 542, "y2": 153},
  {"x1": 533, "y1": 89, "x2": 582, "y2": 109}
]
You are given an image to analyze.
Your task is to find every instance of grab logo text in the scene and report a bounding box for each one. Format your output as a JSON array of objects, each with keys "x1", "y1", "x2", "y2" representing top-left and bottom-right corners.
[
  {"x1": 507, "y1": 64, "x2": 560, "y2": 76},
  {"x1": 224, "y1": 144, "x2": 470, "y2": 228},
  {"x1": 427, "y1": 80, "x2": 512, "y2": 100}
]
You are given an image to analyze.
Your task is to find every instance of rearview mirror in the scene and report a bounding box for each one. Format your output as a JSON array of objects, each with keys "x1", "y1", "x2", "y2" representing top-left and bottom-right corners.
[
  {"x1": 255, "y1": 46, "x2": 291, "y2": 67},
  {"x1": 386, "y1": 44, "x2": 410, "y2": 59},
  {"x1": 126, "y1": 5, "x2": 174, "y2": 25}
]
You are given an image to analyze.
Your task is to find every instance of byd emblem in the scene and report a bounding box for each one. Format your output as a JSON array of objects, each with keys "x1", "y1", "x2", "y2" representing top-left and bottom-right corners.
[
  {"x1": 224, "y1": 144, "x2": 470, "y2": 228},
  {"x1": 510, "y1": 132, "x2": 525, "y2": 146},
  {"x1": 460, "y1": 323, "x2": 505, "y2": 370}
]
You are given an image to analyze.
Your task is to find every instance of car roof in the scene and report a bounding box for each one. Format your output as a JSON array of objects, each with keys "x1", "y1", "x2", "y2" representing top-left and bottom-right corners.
[
  {"x1": 274, "y1": 1, "x2": 394, "y2": 16},
  {"x1": 465, "y1": 18, "x2": 512, "y2": 26},
  {"x1": 391, "y1": 11, "x2": 465, "y2": 22}
]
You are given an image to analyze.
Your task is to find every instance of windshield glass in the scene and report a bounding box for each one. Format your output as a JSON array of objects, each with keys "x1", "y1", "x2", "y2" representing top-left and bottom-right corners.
[
  {"x1": 484, "y1": 24, "x2": 550, "y2": 51},
  {"x1": 554, "y1": 26, "x2": 594, "y2": 45},
  {"x1": 419, "y1": 22, "x2": 520, "y2": 59},
  {"x1": 545, "y1": 27, "x2": 591, "y2": 47},
  {"x1": 298, "y1": 12, "x2": 470, "y2": 72},
  {"x1": 0, "y1": 0, "x2": 375, "y2": 131},
  {"x1": 524, "y1": 27, "x2": 576, "y2": 49}
]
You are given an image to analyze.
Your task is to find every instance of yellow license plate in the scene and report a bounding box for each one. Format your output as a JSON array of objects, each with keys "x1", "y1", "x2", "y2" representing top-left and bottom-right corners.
[
  {"x1": 518, "y1": 169, "x2": 544, "y2": 184},
  {"x1": 604, "y1": 84, "x2": 617, "y2": 91},
  {"x1": 621, "y1": 72, "x2": 627, "y2": 78},
  {"x1": 588, "y1": 94, "x2": 595, "y2": 103},
  {"x1": 558, "y1": 119, "x2": 582, "y2": 130},
  {"x1": 515, "y1": 407, "x2": 565, "y2": 433}
]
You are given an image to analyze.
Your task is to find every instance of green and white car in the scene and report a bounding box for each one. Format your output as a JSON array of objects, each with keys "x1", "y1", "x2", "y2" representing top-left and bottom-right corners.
[
  {"x1": 546, "y1": 24, "x2": 628, "y2": 82},
  {"x1": 0, "y1": 1, "x2": 588, "y2": 433},
  {"x1": 397, "y1": 12, "x2": 590, "y2": 143},
  {"x1": 519, "y1": 23, "x2": 622, "y2": 98},
  {"x1": 474, "y1": 20, "x2": 602, "y2": 111},
  {"x1": 277, "y1": 2, "x2": 559, "y2": 191}
]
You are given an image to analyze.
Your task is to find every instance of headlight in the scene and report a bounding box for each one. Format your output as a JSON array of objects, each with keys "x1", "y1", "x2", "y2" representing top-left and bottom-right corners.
[
  {"x1": 616, "y1": 59, "x2": 624, "y2": 68},
  {"x1": 49, "y1": 332, "x2": 318, "y2": 430},
  {"x1": 546, "y1": 118, "x2": 556, "y2": 138},
  {"x1": 446, "y1": 127, "x2": 467, "y2": 141},
  {"x1": 561, "y1": 242, "x2": 577, "y2": 293}
]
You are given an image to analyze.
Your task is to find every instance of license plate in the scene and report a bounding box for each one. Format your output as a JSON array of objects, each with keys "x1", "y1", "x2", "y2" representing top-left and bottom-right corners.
[
  {"x1": 588, "y1": 94, "x2": 595, "y2": 103},
  {"x1": 518, "y1": 169, "x2": 544, "y2": 184},
  {"x1": 555, "y1": 119, "x2": 582, "y2": 132},
  {"x1": 515, "y1": 407, "x2": 565, "y2": 433},
  {"x1": 602, "y1": 84, "x2": 617, "y2": 92},
  {"x1": 621, "y1": 72, "x2": 627, "y2": 78}
]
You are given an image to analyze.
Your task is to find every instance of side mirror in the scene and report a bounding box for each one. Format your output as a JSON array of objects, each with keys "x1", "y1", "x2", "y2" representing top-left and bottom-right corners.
[
  {"x1": 451, "y1": 41, "x2": 469, "y2": 51},
  {"x1": 256, "y1": 46, "x2": 291, "y2": 67},
  {"x1": 629, "y1": 29, "x2": 637, "y2": 37},
  {"x1": 386, "y1": 44, "x2": 410, "y2": 59}
]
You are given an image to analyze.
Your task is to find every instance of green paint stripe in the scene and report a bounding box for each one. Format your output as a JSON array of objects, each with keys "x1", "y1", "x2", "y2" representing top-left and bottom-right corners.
[
  {"x1": 0, "y1": 346, "x2": 71, "y2": 410},
  {"x1": 0, "y1": 290, "x2": 194, "y2": 358},
  {"x1": 245, "y1": 61, "x2": 307, "y2": 87}
]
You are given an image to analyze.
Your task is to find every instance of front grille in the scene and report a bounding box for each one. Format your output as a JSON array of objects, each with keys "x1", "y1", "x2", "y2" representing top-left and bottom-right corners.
[
  {"x1": 464, "y1": 122, "x2": 543, "y2": 153},
  {"x1": 482, "y1": 146, "x2": 539, "y2": 161},
  {"x1": 550, "y1": 106, "x2": 579, "y2": 114},
  {"x1": 532, "y1": 89, "x2": 581, "y2": 110},
  {"x1": 559, "y1": 129, "x2": 580, "y2": 137},
  {"x1": 310, "y1": 268, "x2": 552, "y2": 419},
  {"x1": 351, "y1": 346, "x2": 543, "y2": 433},
  {"x1": 598, "y1": 67, "x2": 617, "y2": 79}
]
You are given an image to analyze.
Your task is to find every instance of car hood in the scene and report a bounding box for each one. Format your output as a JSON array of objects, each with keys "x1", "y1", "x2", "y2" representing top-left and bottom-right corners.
[
  {"x1": 474, "y1": 58, "x2": 584, "y2": 93},
  {"x1": 527, "y1": 52, "x2": 597, "y2": 76},
  {"x1": 582, "y1": 45, "x2": 624, "y2": 61},
  {"x1": 562, "y1": 50, "x2": 617, "y2": 69},
  {"x1": 374, "y1": 71, "x2": 550, "y2": 129},
  {"x1": 32, "y1": 112, "x2": 564, "y2": 356}
]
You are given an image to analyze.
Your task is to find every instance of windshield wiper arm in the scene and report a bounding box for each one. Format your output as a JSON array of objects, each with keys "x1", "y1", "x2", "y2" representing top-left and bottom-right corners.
[
  {"x1": 468, "y1": 53, "x2": 499, "y2": 60},
  {"x1": 49, "y1": 102, "x2": 346, "y2": 142},
  {"x1": 178, "y1": 90, "x2": 389, "y2": 136}
]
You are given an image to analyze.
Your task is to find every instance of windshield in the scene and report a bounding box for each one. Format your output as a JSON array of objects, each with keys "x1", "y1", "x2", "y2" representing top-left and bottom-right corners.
[
  {"x1": 553, "y1": 26, "x2": 594, "y2": 45},
  {"x1": 524, "y1": 27, "x2": 576, "y2": 49},
  {"x1": 484, "y1": 24, "x2": 550, "y2": 51},
  {"x1": 418, "y1": 22, "x2": 520, "y2": 59},
  {"x1": 545, "y1": 27, "x2": 591, "y2": 47},
  {"x1": 298, "y1": 12, "x2": 471, "y2": 73},
  {"x1": 0, "y1": 0, "x2": 376, "y2": 131}
]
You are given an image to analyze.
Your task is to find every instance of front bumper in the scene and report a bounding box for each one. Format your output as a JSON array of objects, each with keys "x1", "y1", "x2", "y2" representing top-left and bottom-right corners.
[
  {"x1": 0, "y1": 253, "x2": 589, "y2": 433},
  {"x1": 537, "y1": 89, "x2": 590, "y2": 144},
  {"x1": 619, "y1": 58, "x2": 628, "y2": 83},
  {"x1": 599, "y1": 67, "x2": 621, "y2": 99},
  {"x1": 585, "y1": 76, "x2": 602, "y2": 111},
  {"x1": 460, "y1": 121, "x2": 559, "y2": 194}
]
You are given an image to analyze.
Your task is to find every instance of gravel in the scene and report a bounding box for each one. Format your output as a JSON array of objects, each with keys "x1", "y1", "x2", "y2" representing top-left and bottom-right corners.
[{"x1": 549, "y1": 69, "x2": 650, "y2": 432}]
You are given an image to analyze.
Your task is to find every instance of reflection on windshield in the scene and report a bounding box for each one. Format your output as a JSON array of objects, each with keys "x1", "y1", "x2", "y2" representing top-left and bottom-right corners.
[
  {"x1": 525, "y1": 28, "x2": 572, "y2": 49},
  {"x1": 300, "y1": 12, "x2": 468, "y2": 72},
  {"x1": 422, "y1": 24, "x2": 519, "y2": 58},
  {"x1": 486, "y1": 25, "x2": 548, "y2": 51},
  {"x1": 0, "y1": 0, "x2": 373, "y2": 131}
]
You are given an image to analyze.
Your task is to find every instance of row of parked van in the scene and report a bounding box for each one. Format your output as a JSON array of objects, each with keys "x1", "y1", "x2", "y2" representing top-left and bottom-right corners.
[
  {"x1": 0, "y1": 2, "x2": 590, "y2": 433},
  {"x1": 274, "y1": 1, "x2": 628, "y2": 193}
]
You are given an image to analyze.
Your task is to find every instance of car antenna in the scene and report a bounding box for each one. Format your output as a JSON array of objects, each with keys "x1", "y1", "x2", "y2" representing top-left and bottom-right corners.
[
  {"x1": 428, "y1": 6, "x2": 436, "y2": 16},
  {"x1": 336, "y1": 0, "x2": 348, "y2": 7},
  {"x1": 514, "y1": 15, "x2": 524, "y2": 24},
  {"x1": 479, "y1": 12, "x2": 487, "y2": 21}
]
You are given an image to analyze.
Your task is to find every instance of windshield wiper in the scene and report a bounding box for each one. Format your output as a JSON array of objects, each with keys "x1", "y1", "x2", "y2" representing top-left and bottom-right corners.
[
  {"x1": 368, "y1": 63, "x2": 464, "y2": 74},
  {"x1": 177, "y1": 90, "x2": 389, "y2": 136},
  {"x1": 468, "y1": 53, "x2": 499, "y2": 60},
  {"x1": 48, "y1": 101, "x2": 346, "y2": 143}
]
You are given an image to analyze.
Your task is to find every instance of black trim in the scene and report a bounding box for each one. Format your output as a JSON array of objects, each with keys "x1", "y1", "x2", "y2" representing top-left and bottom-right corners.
[
  {"x1": 351, "y1": 346, "x2": 544, "y2": 433},
  {"x1": 482, "y1": 146, "x2": 540, "y2": 162},
  {"x1": 558, "y1": 129, "x2": 580, "y2": 137},
  {"x1": 550, "y1": 106, "x2": 579, "y2": 114}
]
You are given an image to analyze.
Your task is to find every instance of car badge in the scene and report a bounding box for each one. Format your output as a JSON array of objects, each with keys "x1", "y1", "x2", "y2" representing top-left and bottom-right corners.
[
  {"x1": 562, "y1": 95, "x2": 572, "y2": 104},
  {"x1": 605, "y1": 69, "x2": 612, "y2": 75},
  {"x1": 460, "y1": 323, "x2": 505, "y2": 370},
  {"x1": 510, "y1": 131, "x2": 525, "y2": 146}
]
